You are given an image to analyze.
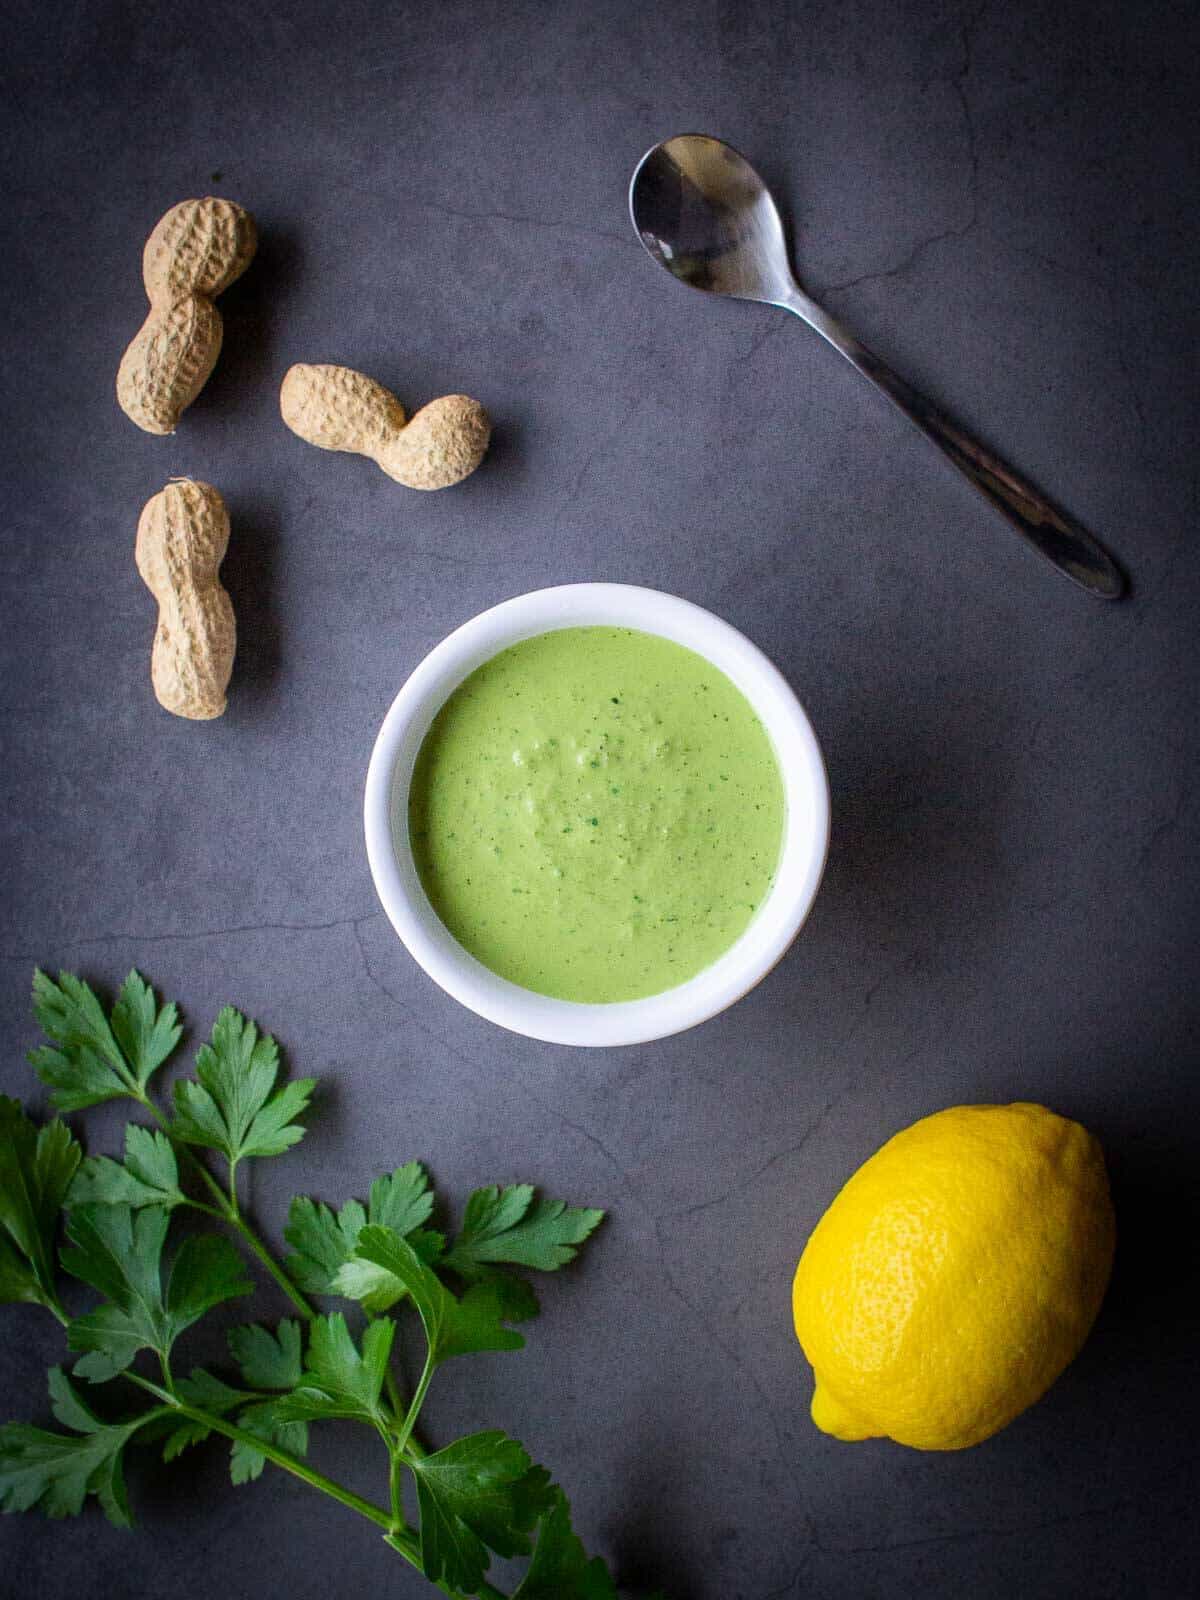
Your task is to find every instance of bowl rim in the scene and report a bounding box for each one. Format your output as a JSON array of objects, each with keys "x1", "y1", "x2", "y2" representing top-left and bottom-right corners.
[{"x1": 363, "y1": 582, "x2": 830, "y2": 1047}]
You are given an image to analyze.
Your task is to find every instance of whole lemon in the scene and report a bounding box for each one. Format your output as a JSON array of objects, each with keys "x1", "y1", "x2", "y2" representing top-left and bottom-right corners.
[{"x1": 792, "y1": 1102, "x2": 1115, "y2": 1450}]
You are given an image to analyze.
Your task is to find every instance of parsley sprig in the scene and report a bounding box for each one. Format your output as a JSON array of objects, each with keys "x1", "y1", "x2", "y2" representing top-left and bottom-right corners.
[
  {"x1": 0, "y1": 970, "x2": 624, "y2": 1600},
  {"x1": 31, "y1": 969, "x2": 316, "y2": 1317}
]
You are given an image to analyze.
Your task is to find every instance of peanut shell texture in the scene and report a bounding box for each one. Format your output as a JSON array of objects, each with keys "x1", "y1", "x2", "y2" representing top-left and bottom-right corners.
[
  {"x1": 135, "y1": 479, "x2": 236, "y2": 720},
  {"x1": 280, "y1": 362, "x2": 491, "y2": 489},
  {"x1": 117, "y1": 198, "x2": 257, "y2": 435}
]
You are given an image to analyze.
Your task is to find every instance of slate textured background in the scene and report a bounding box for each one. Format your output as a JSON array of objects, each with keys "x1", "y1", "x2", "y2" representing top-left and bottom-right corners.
[{"x1": 2, "y1": 1, "x2": 1198, "y2": 1596}]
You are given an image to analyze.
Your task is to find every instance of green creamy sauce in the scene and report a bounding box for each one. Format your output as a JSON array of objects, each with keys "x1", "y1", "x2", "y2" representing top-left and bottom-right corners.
[{"x1": 408, "y1": 626, "x2": 785, "y2": 1003}]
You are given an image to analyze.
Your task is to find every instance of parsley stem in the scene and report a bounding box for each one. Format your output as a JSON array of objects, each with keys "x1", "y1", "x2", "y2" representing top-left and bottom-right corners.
[
  {"x1": 123, "y1": 1372, "x2": 173, "y2": 1404},
  {"x1": 187, "y1": 1406, "x2": 397, "y2": 1533},
  {"x1": 391, "y1": 1349, "x2": 435, "y2": 1457},
  {"x1": 134, "y1": 1092, "x2": 317, "y2": 1321},
  {"x1": 123, "y1": 1382, "x2": 488, "y2": 1595},
  {"x1": 383, "y1": 1536, "x2": 509, "y2": 1600},
  {"x1": 38, "y1": 1292, "x2": 70, "y2": 1328},
  {"x1": 136, "y1": 1094, "x2": 227, "y2": 1204},
  {"x1": 387, "y1": 1443, "x2": 405, "y2": 1533},
  {"x1": 124, "y1": 1371, "x2": 398, "y2": 1535},
  {"x1": 225, "y1": 1210, "x2": 317, "y2": 1320},
  {"x1": 384, "y1": 1365, "x2": 406, "y2": 1418}
]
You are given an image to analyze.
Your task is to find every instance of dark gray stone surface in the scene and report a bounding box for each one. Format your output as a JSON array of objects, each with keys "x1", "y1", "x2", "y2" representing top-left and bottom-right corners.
[{"x1": 2, "y1": 0, "x2": 1197, "y2": 1595}]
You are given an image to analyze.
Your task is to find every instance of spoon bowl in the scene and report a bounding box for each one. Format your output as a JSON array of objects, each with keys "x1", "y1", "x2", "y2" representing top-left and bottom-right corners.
[
  {"x1": 630, "y1": 134, "x2": 796, "y2": 303},
  {"x1": 630, "y1": 134, "x2": 1126, "y2": 599}
]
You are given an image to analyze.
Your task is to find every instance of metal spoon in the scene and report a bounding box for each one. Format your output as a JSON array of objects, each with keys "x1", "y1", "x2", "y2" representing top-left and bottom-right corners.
[{"x1": 629, "y1": 134, "x2": 1125, "y2": 600}]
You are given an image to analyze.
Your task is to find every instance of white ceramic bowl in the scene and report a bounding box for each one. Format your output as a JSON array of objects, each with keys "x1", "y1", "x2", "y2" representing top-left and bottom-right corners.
[{"x1": 364, "y1": 583, "x2": 830, "y2": 1047}]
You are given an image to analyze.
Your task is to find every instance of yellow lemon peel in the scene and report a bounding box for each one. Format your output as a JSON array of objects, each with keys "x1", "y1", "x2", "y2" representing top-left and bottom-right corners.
[{"x1": 792, "y1": 1102, "x2": 1115, "y2": 1451}]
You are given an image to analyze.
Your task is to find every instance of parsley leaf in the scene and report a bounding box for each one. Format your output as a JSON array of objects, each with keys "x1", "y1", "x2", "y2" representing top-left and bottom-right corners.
[
  {"x1": 352, "y1": 1226, "x2": 525, "y2": 1365},
  {"x1": 171, "y1": 1007, "x2": 315, "y2": 1167},
  {"x1": 159, "y1": 1368, "x2": 248, "y2": 1461},
  {"x1": 175, "y1": 1367, "x2": 247, "y2": 1413},
  {"x1": 110, "y1": 972, "x2": 184, "y2": 1094},
  {"x1": 228, "y1": 1319, "x2": 304, "y2": 1390},
  {"x1": 172, "y1": 1352, "x2": 309, "y2": 1484},
  {"x1": 225, "y1": 1319, "x2": 312, "y2": 1473},
  {"x1": 29, "y1": 970, "x2": 179, "y2": 1111},
  {"x1": 269, "y1": 1313, "x2": 394, "y2": 1426},
  {"x1": 444, "y1": 1185, "x2": 604, "y2": 1276},
  {"x1": 282, "y1": 1195, "x2": 365, "y2": 1297},
  {"x1": 159, "y1": 1418, "x2": 212, "y2": 1462},
  {"x1": 284, "y1": 1161, "x2": 435, "y2": 1300},
  {"x1": 229, "y1": 1403, "x2": 308, "y2": 1484},
  {"x1": 329, "y1": 1227, "x2": 444, "y2": 1313},
  {"x1": 463, "y1": 1268, "x2": 541, "y2": 1325},
  {"x1": 403, "y1": 1430, "x2": 552, "y2": 1594},
  {"x1": 0, "y1": 1096, "x2": 80, "y2": 1314},
  {"x1": 0, "y1": 1367, "x2": 156, "y2": 1526},
  {"x1": 368, "y1": 1161, "x2": 438, "y2": 1237},
  {"x1": 513, "y1": 1486, "x2": 618, "y2": 1599},
  {"x1": 61, "y1": 1205, "x2": 252, "y2": 1382},
  {"x1": 159, "y1": 1362, "x2": 308, "y2": 1484},
  {"x1": 68, "y1": 1124, "x2": 186, "y2": 1211},
  {"x1": 167, "y1": 1234, "x2": 254, "y2": 1333}
]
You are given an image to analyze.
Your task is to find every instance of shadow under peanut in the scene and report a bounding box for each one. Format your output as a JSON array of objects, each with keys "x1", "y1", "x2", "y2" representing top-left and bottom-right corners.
[
  {"x1": 221, "y1": 493, "x2": 283, "y2": 713},
  {"x1": 189, "y1": 223, "x2": 305, "y2": 426}
]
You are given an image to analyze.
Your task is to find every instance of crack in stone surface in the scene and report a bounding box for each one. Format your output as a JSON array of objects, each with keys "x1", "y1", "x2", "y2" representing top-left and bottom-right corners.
[
  {"x1": 823, "y1": 9, "x2": 982, "y2": 295},
  {"x1": 412, "y1": 198, "x2": 637, "y2": 251},
  {"x1": 557, "y1": 395, "x2": 644, "y2": 516},
  {"x1": 650, "y1": 1211, "x2": 819, "y2": 1546},
  {"x1": 529, "y1": 1099, "x2": 637, "y2": 1191},
  {"x1": 331, "y1": 178, "x2": 638, "y2": 250},
  {"x1": 760, "y1": 1493, "x2": 1132, "y2": 1595},
  {"x1": 1005, "y1": 242, "x2": 1150, "y2": 442},
  {"x1": 1137, "y1": 782, "x2": 1190, "y2": 867},
  {"x1": 668, "y1": 994, "x2": 919, "y2": 1229},
  {"x1": 735, "y1": 319, "x2": 783, "y2": 366},
  {"x1": 816, "y1": 1496, "x2": 1130, "y2": 1558},
  {"x1": 1112, "y1": 339, "x2": 1149, "y2": 442},
  {"x1": 400, "y1": 542, "x2": 514, "y2": 572},
  {"x1": 1, "y1": 912, "x2": 376, "y2": 965},
  {"x1": 351, "y1": 916, "x2": 641, "y2": 1187},
  {"x1": 350, "y1": 915, "x2": 528, "y2": 1097},
  {"x1": 674, "y1": 1095, "x2": 846, "y2": 1222}
]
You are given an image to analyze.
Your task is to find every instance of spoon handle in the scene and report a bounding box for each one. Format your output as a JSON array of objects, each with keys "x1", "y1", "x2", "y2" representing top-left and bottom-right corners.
[{"x1": 780, "y1": 289, "x2": 1125, "y2": 599}]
